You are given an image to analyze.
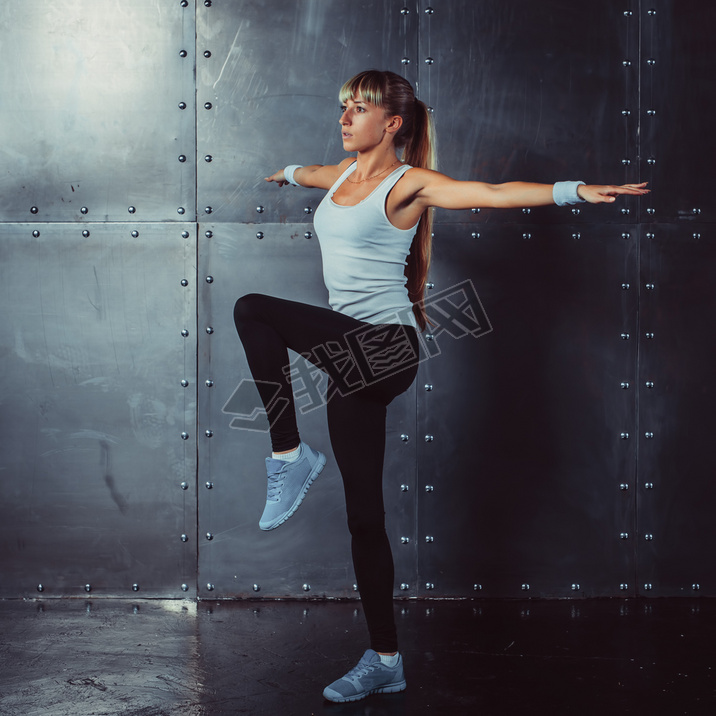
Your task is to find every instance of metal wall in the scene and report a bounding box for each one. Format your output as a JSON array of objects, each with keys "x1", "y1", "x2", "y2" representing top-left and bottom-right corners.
[{"x1": 1, "y1": 0, "x2": 714, "y2": 600}]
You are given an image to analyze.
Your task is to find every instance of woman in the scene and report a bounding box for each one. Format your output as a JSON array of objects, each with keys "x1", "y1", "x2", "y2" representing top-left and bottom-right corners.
[{"x1": 233, "y1": 69, "x2": 648, "y2": 704}]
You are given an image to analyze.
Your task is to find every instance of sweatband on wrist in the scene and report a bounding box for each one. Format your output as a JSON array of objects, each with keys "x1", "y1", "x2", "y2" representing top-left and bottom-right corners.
[
  {"x1": 553, "y1": 181, "x2": 586, "y2": 206},
  {"x1": 284, "y1": 165, "x2": 303, "y2": 187}
]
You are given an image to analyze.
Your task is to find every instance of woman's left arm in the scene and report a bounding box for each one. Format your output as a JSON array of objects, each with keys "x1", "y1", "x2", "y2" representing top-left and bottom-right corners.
[{"x1": 411, "y1": 169, "x2": 649, "y2": 211}]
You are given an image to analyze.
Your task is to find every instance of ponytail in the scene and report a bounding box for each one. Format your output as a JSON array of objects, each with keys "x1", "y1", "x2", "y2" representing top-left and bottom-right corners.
[{"x1": 340, "y1": 71, "x2": 438, "y2": 332}]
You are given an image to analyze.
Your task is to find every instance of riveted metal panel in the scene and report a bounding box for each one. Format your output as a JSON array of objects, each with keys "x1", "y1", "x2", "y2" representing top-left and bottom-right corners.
[
  {"x1": 416, "y1": 224, "x2": 638, "y2": 598},
  {"x1": 640, "y1": 0, "x2": 716, "y2": 224},
  {"x1": 0, "y1": 223, "x2": 197, "y2": 597},
  {"x1": 421, "y1": 0, "x2": 640, "y2": 227},
  {"x1": 637, "y1": 225, "x2": 716, "y2": 597},
  {"x1": 196, "y1": 0, "x2": 418, "y2": 224},
  {"x1": 0, "y1": 0, "x2": 196, "y2": 223},
  {"x1": 196, "y1": 223, "x2": 417, "y2": 598}
]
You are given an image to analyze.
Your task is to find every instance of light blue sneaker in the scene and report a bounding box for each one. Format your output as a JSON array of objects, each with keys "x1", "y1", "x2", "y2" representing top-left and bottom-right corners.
[
  {"x1": 259, "y1": 442, "x2": 326, "y2": 530},
  {"x1": 323, "y1": 649, "x2": 406, "y2": 703}
]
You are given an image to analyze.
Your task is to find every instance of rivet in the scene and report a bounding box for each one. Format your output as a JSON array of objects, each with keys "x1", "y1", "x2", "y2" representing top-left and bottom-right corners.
[
  {"x1": 206, "y1": 275, "x2": 214, "y2": 283},
  {"x1": 425, "y1": 333, "x2": 435, "y2": 341},
  {"x1": 425, "y1": 485, "x2": 434, "y2": 492},
  {"x1": 132, "y1": 584, "x2": 139, "y2": 592},
  {"x1": 522, "y1": 232, "x2": 532, "y2": 240},
  {"x1": 647, "y1": 109, "x2": 656, "y2": 116},
  {"x1": 400, "y1": 7, "x2": 410, "y2": 14},
  {"x1": 80, "y1": 206, "x2": 88, "y2": 214},
  {"x1": 621, "y1": 158, "x2": 631, "y2": 165},
  {"x1": 128, "y1": 206, "x2": 136, "y2": 214},
  {"x1": 181, "y1": 583, "x2": 189, "y2": 591},
  {"x1": 572, "y1": 232, "x2": 581, "y2": 240},
  {"x1": 621, "y1": 283, "x2": 630, "y2": 290},
  {"x1": 646, "y1": 58, "x2": 656, "y2": 66},
  {"x1": 253, "y1": 584, "x2": 260, "y2": 592},
  {"x1": 693, "y1": 233, "x2": 702, "y2": 240},
  {"x1": 646, "y1": 232, "x2": 655, "y2": 239},
  {"x1": 620, "y1": 432, "x2": 629, "y2": 440},
  {"x1": 256, "y1": 231, "x2": 264, "y2": 239},
  {"x1": 620, "y1": 333, "x2": 630, "y2": 340},
  {"x1": 181, "y1": 534, "x2": 188, "y2": 542},
  {"x1": 620, "y1": 382, "x2": 630, "y2": 389},
  {"x1": 644, "y1": 583, "x2": 653, "y2": 591},
  {"x1": 400, "y1": 583, "x2": 410, "y2": 590},
  {"x1": 645, "y1": 431, "x2": 654, "y2": 439},
  {"x1": 571, "y1": 583, "x2": 580, "y2": 590},
  {"x1": 473, "y1": 584, "x2": 482, "y2": 591},
  {"x1": 647, "y1": 207, "x2": 655, "y2": 215},
  {"x1": 647, "y1": 8, "x2": 656, "y2": 15},
  {"x1": 178, "y1": 207, "x2": 186, "y2": 214},
  {"x1": 400, "y1": 484, "x2": 410, "y2": 493},
  {"x1": 179, "y1": 50, "x2": 187, "y2": 58},
  {"x1": 425, "y1": 535, "x2": 434, "y2": 543},
  {"x1": 645, "y1": 332, "x2": 654, "y2": 339},
  {"x1": 692, "y1": 583, "x2": 700, "y2": 591},
  {"x1": 131, "y1": 230, "x2": 139, "y2": 238},
  {"x1": 620, "y1": 583, "x2": 628, "y2": 591},
  {"x1": 645, "y1": 482, "x2": 654, "y2": 490},
  {"x1": 522, "y1": 208, "x2": 531, "y2": 215},
  {"x1": 178, "y1": 154, "x2": 187, "y2": 162},
  {"x1": 400, "y1": 434, "x2": 409, "y2": 442},
  {"x1": 32, "y1": 230, "x2": 40, "y2": 238},
  {"x1": 621, "y1": 109, "x2": 631, "y2": 117},
  {"x1": 647, "y1": 157, "x2": 656, "y2": 165},
  {"x1": 620, "y1": 532, "x2": 629, "y2": 540},
  {"x1": 624, "y1": 10, "x2": 632, "y2": 16},
  {"x1": 204, "y1": 102, "x2": 213, "y2": 110},
  {"x1": 30, "y1": 206, "x2": 39, "y2": 214},
  {"x1": 205, "y1": 429, "x2": 213, "y2": 437},
  {"x1": 205, "y1": 482, "x2": 213, "y2": 489},
  {"x1": 37, "y1": 584, "x2": 44, "y2": 593},
  {"x1": 521, "y1": 584, "x2": 530, "y2": 591},
  {"x1": 620, "y1": 483, "x2": 629, "y2": 491},
  {"x1": 181, "y1": 379, "x2": 189, "y2": 388},
  {"x1": 426, "y1": 282, "x2": 435, "y2": 289},
  {"x1": 471, "y1": 231, "x2": 481, "y2": 239},
  {"x1": 204, "y1": 50, "x2": 212, "y2": 58},
  {"x1": 622, "y1": 59, "x2": 632, "y2": 67},
  {"x1": 85, "y1": 584, "x2": 92, "y2": 593},
  {"x1": 81, "y1": 229, "x2": 90, "y2": 238},
  {"x1": 204, "y1": 0, "x2": 212, "y2": 6},
  {"x1": 181, "y1": 432, "x2": 189, "y2": 440},
  {"x1": 256, "y1": 206, "x2": 264, "y2": 213},
  {"x1": 181, "y1": 279, "x2": 189, "y2": 287},
  {"x1": 572, "y1": 207, "x2": 581, "y2": 215},
  {"x1": 304, "y1": 231, "x2": 313, "y2": 239},
  {"x1": 645, "y1": 533, "x2": 654, "y2": 541},
  {"x1": 304, "y1": 206, "x2": 313, "y2": 215},
  {"x1": 621, "y1": 208, "x2": 630, "y2": 215},
  {"x1": 646, "y1": 283, "x2": 655, "y2": 290},
  {"x1": 471, "y1": 208, "x2": 481, "y2": 214},
  {"x1": 692, "y1": 207, "x2": 701, "y2": 215},
  {"x1": 353, "y1": 584, "x2": 359, "y2": 592},
  {"x1": 178, "y1": 101, "x2": 187, "y2": 109},
  {"x1": 425, "y1": 6, "x2": 434, "y2": 13},
  {"x1": 424, "y1": 435, "x2": 434, "y2": 442},
  {"x1": 205, "y1": 380, "x2": 214, "y2": 387},
  {"x1": 206, "y1": 583, "x2": 214, "y2": 591},
  {"x1": 645, "y1": 381, "x2": 654, "y2": 388},
  {"x1": 401, "y1": 536, "x2": 410, "y2": 544},
  {"x1": 424, "y1": 384, "x2": 433, "y2": 391},
  {"x1": 180, "y1": 482, "x2": 188, "y2": 490},
  {"x1": 425, "y1": 57, "x2": 434, "y2": 65},
  {"x1": 204, "y1": 230, "x2": 213, "y2": 238},
  {"x1": 206, "y1": 326, "x2": 214, "y2": 334},
  {"x1": 303, "y1": 584, "x2": 311, "y2": 592},
  {"x1": 204, "y1": 155, "x2": 213, "y2": 163},
  {"x1": 401, "y1": 57, "x2": 411, "y2": 65},
  {"x1": 206, "y1": 533, "x2": 213, "y2": 540},
  {"x1": 181, "y1": 329, "x2": 189, "y2": 337}
]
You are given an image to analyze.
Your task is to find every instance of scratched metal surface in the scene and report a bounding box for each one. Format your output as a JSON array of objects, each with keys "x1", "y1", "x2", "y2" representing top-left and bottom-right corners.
[{"x1": 0, "y1": 223, "x2": 197, "y2": 597}]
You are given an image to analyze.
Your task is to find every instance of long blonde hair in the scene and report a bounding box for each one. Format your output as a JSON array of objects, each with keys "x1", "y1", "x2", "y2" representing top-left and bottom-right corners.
[{"x1": 339, "y1": 70, "x2": 437, "y2": 331}]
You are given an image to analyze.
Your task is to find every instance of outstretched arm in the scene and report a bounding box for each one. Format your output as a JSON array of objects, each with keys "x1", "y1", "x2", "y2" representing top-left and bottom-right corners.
[
  {"x1": 265, "y1": 158, "x2": 355, "y2": 190},
  {"x1": 410, "y1": 169, "x2": 649, "y2": 211}
]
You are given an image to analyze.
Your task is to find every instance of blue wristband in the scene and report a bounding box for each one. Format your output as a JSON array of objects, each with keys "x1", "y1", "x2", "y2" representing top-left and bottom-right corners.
[{"x1": 553, "y1": 181, "x2": 586, "y2": 206}]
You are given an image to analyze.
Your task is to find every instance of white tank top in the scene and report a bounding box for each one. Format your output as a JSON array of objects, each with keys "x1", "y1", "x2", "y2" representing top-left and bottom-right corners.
[{"x1": 313, "y1": 161, "x2": 418, "y2": 329}]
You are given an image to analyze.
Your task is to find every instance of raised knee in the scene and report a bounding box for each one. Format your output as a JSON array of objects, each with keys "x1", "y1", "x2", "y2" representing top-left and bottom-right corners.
[{"x1": 233, "y1": 293, "x2": 264, "y2": 329}]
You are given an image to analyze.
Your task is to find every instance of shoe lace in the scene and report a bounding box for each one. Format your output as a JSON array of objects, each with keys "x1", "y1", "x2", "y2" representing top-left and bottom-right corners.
[
  {"x1": 266, "y1": 467, "x2": 285, "y2": 501},
  {"x1": 345, "y1": 660, "x2": 379, "y2": 681}
]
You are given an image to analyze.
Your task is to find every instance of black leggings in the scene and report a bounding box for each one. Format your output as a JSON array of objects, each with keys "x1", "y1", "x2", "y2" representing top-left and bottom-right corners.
[{"x1": 233, "y1": 293, "x2": 419, "y2": 652}]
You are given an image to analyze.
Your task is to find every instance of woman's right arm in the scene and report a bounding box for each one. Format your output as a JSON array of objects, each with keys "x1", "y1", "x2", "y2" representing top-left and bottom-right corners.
[{"x1": 265, "y1": 158, "x2": 354, "y2": 190}]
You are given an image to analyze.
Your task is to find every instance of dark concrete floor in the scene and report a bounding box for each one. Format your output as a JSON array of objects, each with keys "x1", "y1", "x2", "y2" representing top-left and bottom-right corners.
[{"x1": 0, "y1": 598, "x2": 714, "y2": 716}]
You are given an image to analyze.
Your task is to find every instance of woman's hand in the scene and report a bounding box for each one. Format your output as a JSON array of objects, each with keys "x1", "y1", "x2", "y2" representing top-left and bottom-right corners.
[
  {"x1": 578, "y1": 182, "x2": 650, "y2": 204},
  {"x1": 264, "y1": 169, "x2": 288, "y2": 186}
]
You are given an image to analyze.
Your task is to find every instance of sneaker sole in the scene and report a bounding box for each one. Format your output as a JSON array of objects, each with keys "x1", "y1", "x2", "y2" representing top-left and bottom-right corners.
[
  {"x1": 323, "y1": 680, "x2": 406, "y2": 703},
  {"x1": 261, "y1": 452, "x2": 326, "y2": 530}
]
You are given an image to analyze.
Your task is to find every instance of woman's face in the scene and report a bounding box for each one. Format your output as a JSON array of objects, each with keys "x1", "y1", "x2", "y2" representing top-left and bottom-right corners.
[{"x1": 339, "y1": 94, "x2": 397, "y2": 152}]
